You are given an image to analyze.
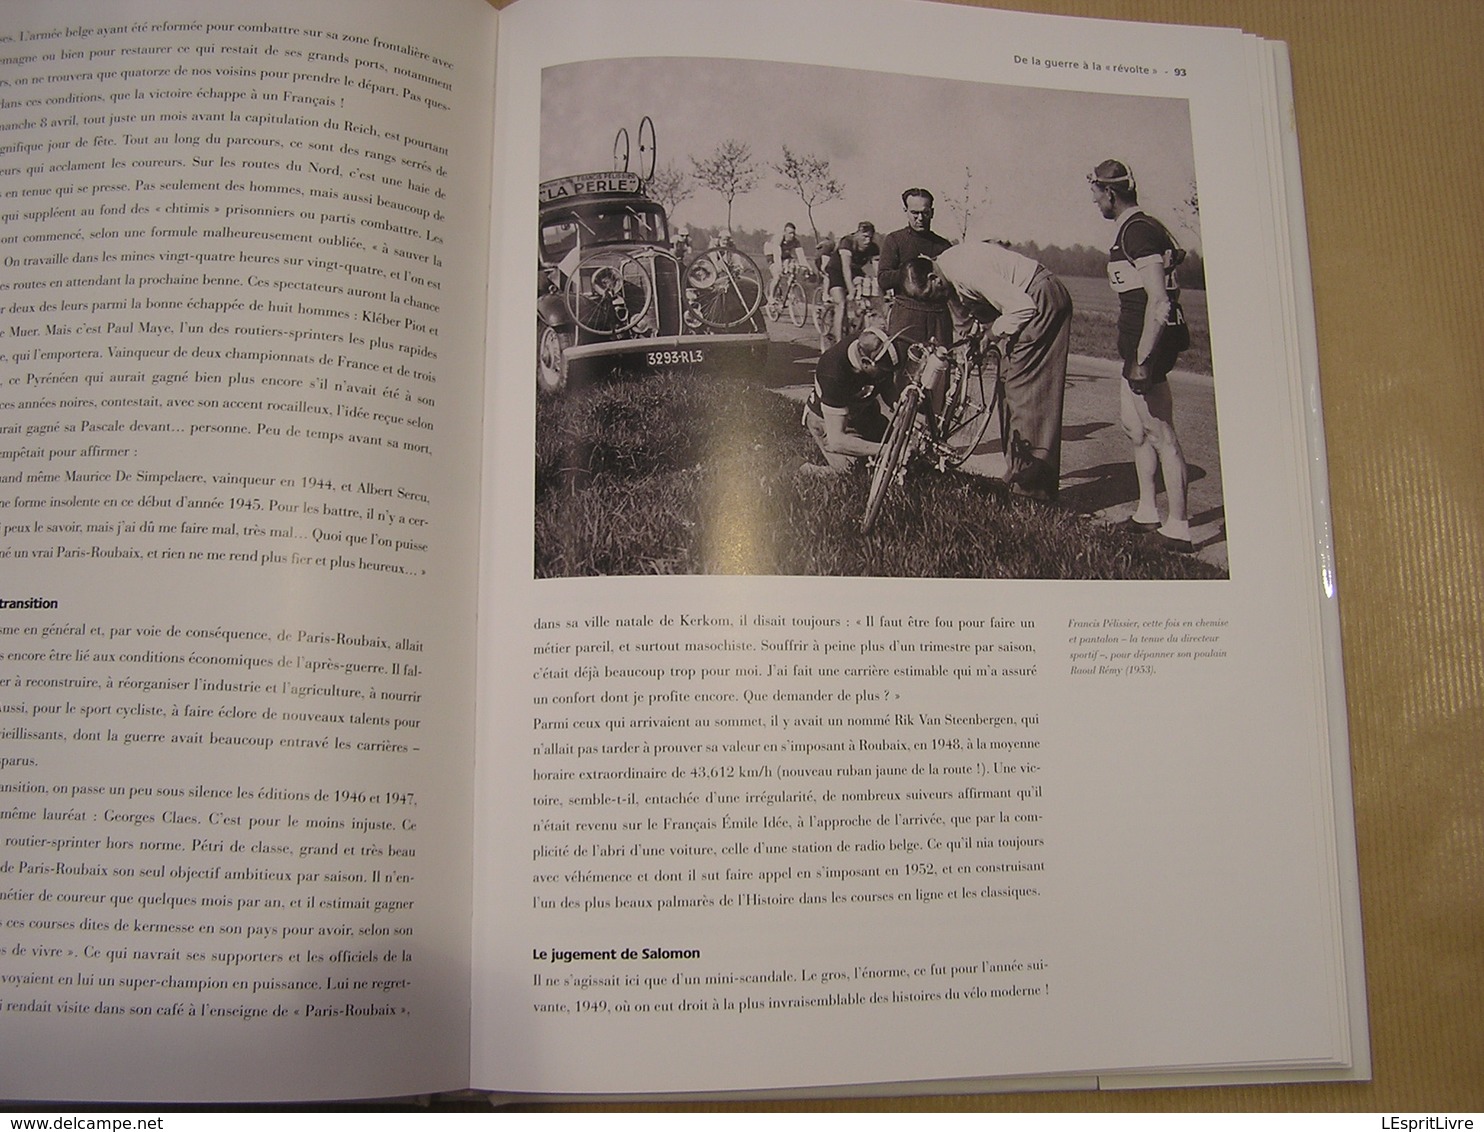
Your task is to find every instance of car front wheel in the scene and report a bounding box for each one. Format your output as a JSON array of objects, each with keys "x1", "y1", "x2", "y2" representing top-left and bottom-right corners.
[{"x1": 537, "y1": 324, "x2": 572, "y2": 394}]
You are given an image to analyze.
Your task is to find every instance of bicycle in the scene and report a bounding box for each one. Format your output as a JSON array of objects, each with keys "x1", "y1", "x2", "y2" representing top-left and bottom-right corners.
[
  {"x1": 860, "y1": 328, "x2": 1006, "y2": 534},
  {"x1": 811, "y1": 283, "x2": 837, "y2": 350},
  {"x1": 765, "y1": 263, "x2": 811, "y2": 328},
  {"x1": 682, "y1": 243, "x2": 764, "y2": 330},
  {"x1": 812, "y1": 277, "x2": 873, "y2": 352}
]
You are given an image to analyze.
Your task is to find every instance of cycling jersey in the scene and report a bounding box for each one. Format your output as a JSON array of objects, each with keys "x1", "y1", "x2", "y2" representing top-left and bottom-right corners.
[{"x1": 1106, "y1": 209, "x2": 1186, "y2": 357}]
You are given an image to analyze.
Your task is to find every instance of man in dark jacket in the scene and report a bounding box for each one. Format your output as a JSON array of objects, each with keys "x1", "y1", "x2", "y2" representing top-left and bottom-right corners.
[{"x1": 878, "y1": 187, "x2": 953, "y2": 350}]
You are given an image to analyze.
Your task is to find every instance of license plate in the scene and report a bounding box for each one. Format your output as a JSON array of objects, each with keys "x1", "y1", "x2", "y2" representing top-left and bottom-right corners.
[{"x1": 645, "y1": 348, "x2": 706, "y2": 367}]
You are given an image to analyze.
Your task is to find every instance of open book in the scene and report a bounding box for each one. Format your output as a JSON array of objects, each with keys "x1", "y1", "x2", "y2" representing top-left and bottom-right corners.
[{"x1": 0, "y1": 0, "x2": 1367, "y2": 1105}]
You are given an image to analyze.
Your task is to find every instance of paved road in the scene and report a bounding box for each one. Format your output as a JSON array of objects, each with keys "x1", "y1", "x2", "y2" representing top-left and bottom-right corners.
[{"x1": 762, "y1": 315, "x2": 1227, "y2": 569}]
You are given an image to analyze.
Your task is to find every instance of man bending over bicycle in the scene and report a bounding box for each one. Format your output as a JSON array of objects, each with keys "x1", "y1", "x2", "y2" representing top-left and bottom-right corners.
[
  {"x1": 901, "y1": 248, "x2": 1071, "y2": 502},
  {"x1": 799, "y1": 327, "x2": 901, "y2": 477}
]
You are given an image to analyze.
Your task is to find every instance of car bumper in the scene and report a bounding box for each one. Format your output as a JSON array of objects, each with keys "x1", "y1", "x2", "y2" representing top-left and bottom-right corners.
[{"x1": 565, "y1": 332, "x2": 768, "y2": 371}]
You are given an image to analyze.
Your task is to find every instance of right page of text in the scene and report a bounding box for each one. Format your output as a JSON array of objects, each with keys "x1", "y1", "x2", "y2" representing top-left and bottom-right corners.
[{"x1": 473, "y1": 0, "x2": 1363, "y2": 1096}]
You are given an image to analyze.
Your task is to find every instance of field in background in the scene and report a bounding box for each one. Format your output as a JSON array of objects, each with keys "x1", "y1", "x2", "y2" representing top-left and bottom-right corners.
[
  {"x1": 1059, "y1": 275, "x2": 1212, "y2": 376},
  {"x1": 766, "y1": 275, "x2": 1212, "y2": 377}
]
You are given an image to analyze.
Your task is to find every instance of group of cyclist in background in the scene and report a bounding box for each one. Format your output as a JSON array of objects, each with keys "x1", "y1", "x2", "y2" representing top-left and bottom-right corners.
[{"x1": 763, "y1": 219, "x2": 880, "y2": 347}]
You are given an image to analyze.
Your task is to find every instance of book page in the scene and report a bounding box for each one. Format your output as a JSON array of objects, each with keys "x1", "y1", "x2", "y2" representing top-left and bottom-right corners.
[
  {"x1": 0, "y1": 0, "x2": 495, "y2": 1103},
  {"x1": 473, "y1": 0, "x2": 1364, "y2": 1097}
]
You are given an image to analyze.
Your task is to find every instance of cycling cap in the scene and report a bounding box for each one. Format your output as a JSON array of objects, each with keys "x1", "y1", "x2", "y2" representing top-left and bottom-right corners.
[
  {"x1": 848, "y1": 327, "x2": 901, "y2": 371},
  {"x1": 1088, "y1": 159, "x2": 1137, "y2": 192}
]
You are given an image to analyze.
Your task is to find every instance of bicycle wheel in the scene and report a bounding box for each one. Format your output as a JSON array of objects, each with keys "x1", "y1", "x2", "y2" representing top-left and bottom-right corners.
[
  {"x1": 813, "y1": 289, "x2": 837, "y2": 351},
  {"x1": 787, "y1": 280, "x2": 808, "y2": 327},
  {"x1": 841, "y1": 295, "x2": 860, "y2": 340},
  {"x1": 564, "y1": 250, "x2": 653, "y2": 337},
  {"x1": 636, "y1": 115, "x2": 656, "y2": 181},
  {"x1": 685, "y1": 249, "x2": 763, "y2": 329},
  {"x1": 862, "y1": 384, "x2": 920, "y2": 534},
  {"x1": 938, "y1": 349, "x2": 998, "y2": 467}
]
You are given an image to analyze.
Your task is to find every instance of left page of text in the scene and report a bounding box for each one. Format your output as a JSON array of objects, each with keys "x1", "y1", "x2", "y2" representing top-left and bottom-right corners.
[{"x1": 0, "y1": 0, "x2": 496, "y2": 1103}]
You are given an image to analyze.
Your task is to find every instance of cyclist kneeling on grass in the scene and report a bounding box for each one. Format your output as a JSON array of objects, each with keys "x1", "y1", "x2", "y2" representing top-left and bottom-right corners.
[{"x1": 799, "y1": 327, "x2": 901, "y2": 477}]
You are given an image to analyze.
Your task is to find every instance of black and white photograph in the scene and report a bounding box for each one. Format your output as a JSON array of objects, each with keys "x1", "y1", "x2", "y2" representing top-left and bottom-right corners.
[{"x1": 535, "y1": 55, "x2": 1226, "y2": 578}]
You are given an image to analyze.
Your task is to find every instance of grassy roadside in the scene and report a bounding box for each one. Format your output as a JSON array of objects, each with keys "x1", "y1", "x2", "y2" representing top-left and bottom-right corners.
[{"x1": 535, "y1": 370, "x2": 1224, "y2": 580}]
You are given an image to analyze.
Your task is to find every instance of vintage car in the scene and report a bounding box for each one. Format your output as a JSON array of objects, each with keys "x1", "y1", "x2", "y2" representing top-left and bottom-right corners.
[{"x1": 536, "y1": 171, "x2": 768, "y2": 392}]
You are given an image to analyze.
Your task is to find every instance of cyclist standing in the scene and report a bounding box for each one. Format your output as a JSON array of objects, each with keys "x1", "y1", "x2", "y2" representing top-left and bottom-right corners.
[{"x1": 1088, "y1": 158, "x2": 1193, "y2": 552}]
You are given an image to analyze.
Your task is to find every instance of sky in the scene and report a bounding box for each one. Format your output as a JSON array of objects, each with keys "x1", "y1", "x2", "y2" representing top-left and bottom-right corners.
[{"x1": 541, "y1": 56, "x2": 1200, "y2": 251}]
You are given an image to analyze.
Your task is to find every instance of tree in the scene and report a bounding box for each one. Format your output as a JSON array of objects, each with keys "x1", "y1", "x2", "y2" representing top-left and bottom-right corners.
[
  {"x1": 1169, "y1": 179, "x2": 1204, "y2": 288},
  {"x1": 942, "y1": 165, "x2": 990, "y2": 243},
  {"x1": 690, "y1": 140, "x2": 759, "y2": 234},
  {"x1": 647, "y1": 161, "x2": 694, "y2": 216},
  {"x1": 1169, "y1": 177, "x2": 1200, "y2": 238},
  {"x1": 773, "y1": 145, "x2": 843, "y2": 239}
]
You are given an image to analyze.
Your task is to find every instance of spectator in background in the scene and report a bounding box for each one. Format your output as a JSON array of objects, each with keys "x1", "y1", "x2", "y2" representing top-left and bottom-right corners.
[{"x1": 878, "y1": 188, "x2": 953, "y2": 351}]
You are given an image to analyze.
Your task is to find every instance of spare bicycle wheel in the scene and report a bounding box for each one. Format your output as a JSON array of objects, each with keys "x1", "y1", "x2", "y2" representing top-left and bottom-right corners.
[
  {"x1": 565, "y1": 251, "x2": 653, "y2": 336},
  {"x1": 862, "y1": 384, "x2": 920, "y2": 534},
  {"x1": 636, "y1": 115, "x2": 656, "y2": 181},
  {"x1": 684, "y1": 249, "x2": 764, "y2": 329}
]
